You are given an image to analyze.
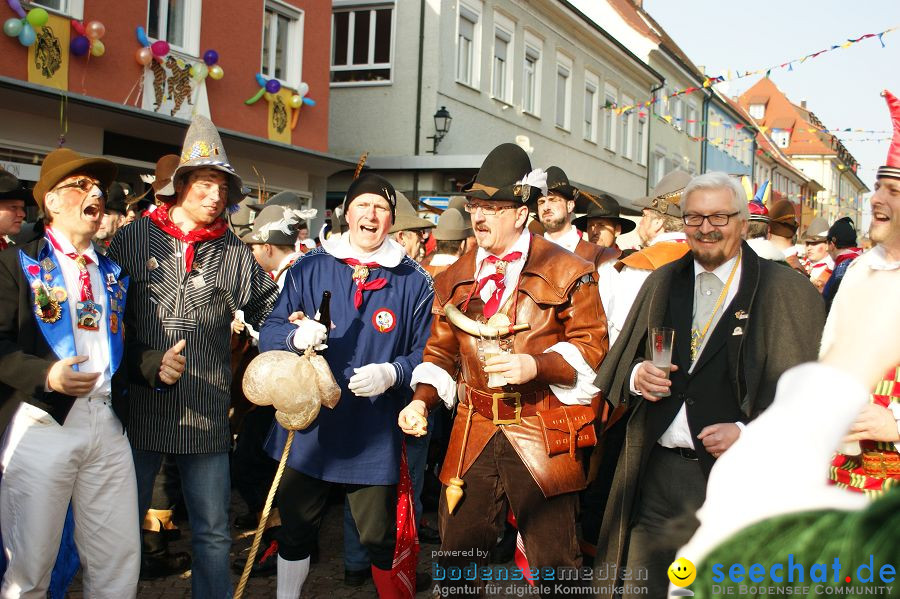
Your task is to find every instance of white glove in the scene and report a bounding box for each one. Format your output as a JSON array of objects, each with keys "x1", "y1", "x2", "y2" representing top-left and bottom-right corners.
[
  {"x1": 291, "y1": 318, "x2": 328, "y2": 352},
  {"x1": 348, "y1": 363, "x2": 397, "y2": 397}
]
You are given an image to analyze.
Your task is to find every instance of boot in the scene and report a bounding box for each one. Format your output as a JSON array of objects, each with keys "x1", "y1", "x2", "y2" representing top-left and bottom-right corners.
[
  {"x1": 371, "y1": 566, "x2": 404, "y2": 599},
  {"x1": 140, "y1": 529, "x2": 191, "y2": 580}
]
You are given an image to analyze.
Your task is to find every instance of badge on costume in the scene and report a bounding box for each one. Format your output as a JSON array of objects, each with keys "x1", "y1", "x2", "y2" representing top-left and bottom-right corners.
[
  {"x1": 734, "y1": 310, "x2": 748, "y2": 320},
  {"x1": 40, "y1": 257, "x2": 56, "y2": 272},
  {"x1": 192, "y1": 273, "x2": 206, "y2": 289},
  {"x1": 732, "y1": 326, "x2": 743, "y2": 336},
  {"x1": 372, "y1": 308, "x2": 396, "y2": 333},
  {"x1": 106, "y1": 272, "x2": 116, "y2": 288},
  {"x1": 31, "y1": 280, "x2": 62, "y2": 324},
  {"x1": 76, "y1": 300, "x2": 102, "y2": 331},
  {"x1": 352, "y1": 264, "x2": 370, "y2": 282},
  {"x1": 109, "y1": 312, "x2": 119, "y2": 334},
  {"x1": 147, "y1": 257, "x2": 159, "y2": 271}
]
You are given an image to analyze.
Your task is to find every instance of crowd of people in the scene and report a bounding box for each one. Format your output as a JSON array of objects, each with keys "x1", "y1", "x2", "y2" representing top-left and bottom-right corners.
[{"x1": 0, "y1": 90, "x2": 896, "y2": 599}]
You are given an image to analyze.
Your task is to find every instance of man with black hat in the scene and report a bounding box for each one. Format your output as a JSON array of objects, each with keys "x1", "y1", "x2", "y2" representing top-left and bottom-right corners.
[
  {"x1": 259, "y1": 172, "x2": 434, "y2": 598},
  {"x1": 399, "y1": 143, "x2": 608, "y2": 597},
  {"x1": 0, "y1": 148, "x2": 186, "y2": 597},
  {"x1": 822, "y1": 216, "x2": 861, "y2": 311},
  {"x1": 0, "y1": 166, "x2": 30, "y2": 250},
  {"x1": 823, "y1": 89, "x2": 900, "y2": 495},
  {"x1": 572, "y1": 192, "x2": 636, "y2": 255},
  {"x1": 598, "y1": 171, "x2": 691, "y2": 345},
  {"x1": 93, "y1": 182, "x2": 128, "y2": 254},
  {"x1": 107, "y1": 115, "x2": 278, "y2": 598},
  {"x1": 537, "y1": 165, "x2": 615, "y2": 269}
]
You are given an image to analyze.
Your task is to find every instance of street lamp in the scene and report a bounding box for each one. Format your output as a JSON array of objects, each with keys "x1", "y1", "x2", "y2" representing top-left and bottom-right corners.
[{"x1": 427, "y1": 106, "x2": 452, "y2": 154}]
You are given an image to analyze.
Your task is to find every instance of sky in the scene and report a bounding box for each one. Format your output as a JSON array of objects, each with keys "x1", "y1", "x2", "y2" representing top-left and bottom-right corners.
[{"x1": 643, "y1": 0, "x2": 900, "y2": 190}]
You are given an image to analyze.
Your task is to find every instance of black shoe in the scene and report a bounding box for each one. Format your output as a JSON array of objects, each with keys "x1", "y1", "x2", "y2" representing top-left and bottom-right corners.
[
  {"x1": 140, "y1": 551, "x2": 191, "y2": 580},
  {"x1": 234, "y1": 512, "x2": 258, "y2": 530},
  {"x1": 344, "y1": 567, "x2": 372, "y2": 587},
  {"x1": 231, "y1": 539, "x2": 279, "y2": 578},
  {"x1": 415, "y1": 571, "x2": 432, "y2": 593},
  {"x1": 418, "y1": 522, "x2": 441, "y2": 545}
]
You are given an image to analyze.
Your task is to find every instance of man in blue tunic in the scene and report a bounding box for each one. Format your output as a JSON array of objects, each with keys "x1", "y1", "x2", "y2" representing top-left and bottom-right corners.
[{"x1": 260, "y1": 173, "x2": 434, "y2": 599}]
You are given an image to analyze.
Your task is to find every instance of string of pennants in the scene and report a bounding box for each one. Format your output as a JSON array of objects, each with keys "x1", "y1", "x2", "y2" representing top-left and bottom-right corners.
[{"x1": 609, "y1": 25, "x2": 897, "y2": 116}]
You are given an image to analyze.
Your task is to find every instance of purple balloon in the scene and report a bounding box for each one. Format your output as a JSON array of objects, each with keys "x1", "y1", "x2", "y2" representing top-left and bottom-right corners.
[
  {"x1": 70, "y1": 35, "x2": 90, "y2": 57},
  {"x1": 203, "y1": 49, "x2": 219, "y2": 66},
  {"x1": 265, "y1": 79, "x2": 281, "y2": 94}
]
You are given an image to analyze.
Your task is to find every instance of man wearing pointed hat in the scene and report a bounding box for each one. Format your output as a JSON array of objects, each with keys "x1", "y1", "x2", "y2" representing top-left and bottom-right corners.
[
  {"x1": 0, "y1": 166, "x2": 31, "y2": 251},
  {"x1": 597, "y1": 170, "x2": 691, "y2": 346},
  {"x1": 398, "y1": 143, "x2": 609, "y2": 596},
  {"x1": 802, "y1": 217, "x2": 832, "y2": 291},
  {"x1": 594, "y1": 171, "x2": 824, "y2": 598},
  {"x1": 107, "y1": 115, "x2": 279, "y2": 598},
  {"x1": 0, "y1": 148, "x2": 188, "y2": 597},
  {"x1": 823, "y1": 89, "x2": 900, "y2": 496},
  {"x1": 390, "y1": 191, "x2": 435, "y2": 262},
  {"x1": 259, "y1": 171, "x2": 434, "y2": 598},
  {"x1": 537, "y1": 165, "x2": 616, "y2": 269}
]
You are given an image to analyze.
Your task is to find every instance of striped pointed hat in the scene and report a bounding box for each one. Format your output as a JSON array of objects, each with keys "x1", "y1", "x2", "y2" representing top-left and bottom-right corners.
[
  {"x1": 877, "y1": 90, "x2": 900, "y2": 180},
  {"x1": 156, "y1": 114, "x2": 245, "y2": 204}
]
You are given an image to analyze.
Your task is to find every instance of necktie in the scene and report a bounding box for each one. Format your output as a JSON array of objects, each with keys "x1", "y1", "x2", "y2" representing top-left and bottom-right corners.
[
  {"x1": 45, "y1": 229, "x2": 95, "y2": 305},
  {"x1": 475, "y1": 251, "x2": 522, "y2": 318},
  {"x1": 343, "y1": 258, "x2": 387, "y2": 309},
  {"x1": 690, "y1": 271, "x2": 724, "y2": 362}
]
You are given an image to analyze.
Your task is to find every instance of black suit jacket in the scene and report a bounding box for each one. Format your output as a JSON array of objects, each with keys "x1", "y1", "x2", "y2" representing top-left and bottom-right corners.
[{"x1": 0, "y1": 238, "x2": 156, "y2": 430}]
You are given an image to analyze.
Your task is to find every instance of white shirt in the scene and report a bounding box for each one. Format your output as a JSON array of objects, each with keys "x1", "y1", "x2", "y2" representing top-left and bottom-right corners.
[
  {"x1": 543, "y1": 226, "x2": 582, "y2": 254},
  {"x1": 318, "y1": 228, "x2": 405, "y2": 267},
  {"x1": 411, "y1": 229, "x2": 600, "y2": 408},
  {"x1": 47, "y1": 230, "x2": 111, "y2": 398},
  {"x1": 630, "y1": 252, "x2": 743, "y2": 450},
  {"x1": 809, "y1": 254, "x2": 834, "y2": 282},
  {"x1": 428, "y1": 253, "x2": 459, "y2": 268},
  {"x1": 599, "y1": 231, "x2": 687, "y2": 345}
]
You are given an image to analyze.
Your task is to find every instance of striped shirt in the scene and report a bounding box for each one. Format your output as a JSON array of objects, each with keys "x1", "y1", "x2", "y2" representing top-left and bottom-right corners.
[{"x1": 108, "y1": 217, "x2": 277, "y2": 453}]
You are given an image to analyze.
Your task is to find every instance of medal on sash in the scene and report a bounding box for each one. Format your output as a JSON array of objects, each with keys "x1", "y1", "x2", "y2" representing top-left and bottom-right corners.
[
  {"x1": 31, "y1": 279, "x2": 62, "y2": 324},
  {"x1": 76, "y1": 299, "x2": 102, "y2": 331}
]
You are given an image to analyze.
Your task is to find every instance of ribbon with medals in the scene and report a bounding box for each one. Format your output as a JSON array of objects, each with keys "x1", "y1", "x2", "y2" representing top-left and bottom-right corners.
[
  {"x1": 343, "y1": 258, "x2": 387, "y2": 309},
  {"x1": 46, "y1": 229, "x2": 101, "y2": 331}
]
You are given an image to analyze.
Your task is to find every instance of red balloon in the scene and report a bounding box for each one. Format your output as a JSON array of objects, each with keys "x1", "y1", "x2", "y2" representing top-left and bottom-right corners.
[{"x1": 151, "y1": 40, "x2": 169, "y2": 58}]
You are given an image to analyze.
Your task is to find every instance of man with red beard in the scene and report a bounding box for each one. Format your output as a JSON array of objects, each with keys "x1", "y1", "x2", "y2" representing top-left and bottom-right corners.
[
  {"x1": 108, "y1": 116, "x2": 278, "y2": 598},
  {"x1": 824, "y1": 89, "x2": 900, "y2": 495},
  {"x1": 595, "y1": 171, "x2": 824, "y2": 598}
]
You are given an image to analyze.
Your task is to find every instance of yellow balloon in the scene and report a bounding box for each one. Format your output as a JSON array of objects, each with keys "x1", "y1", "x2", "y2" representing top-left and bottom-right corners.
[
  {"x1": 89, "y1": 39, "x2": 105, "y2": 57},
  {"x1": 209, "y1": 65, "x2": 224, "y2": 80},
  {"x1": 289, "y1": 95, "x2": 303, "y2": 109}
]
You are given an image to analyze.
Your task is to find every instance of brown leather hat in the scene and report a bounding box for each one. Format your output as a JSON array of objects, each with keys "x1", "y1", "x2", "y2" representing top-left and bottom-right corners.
[{"x1": 32, "y1": 148, "x2": 117, "y2": 212}]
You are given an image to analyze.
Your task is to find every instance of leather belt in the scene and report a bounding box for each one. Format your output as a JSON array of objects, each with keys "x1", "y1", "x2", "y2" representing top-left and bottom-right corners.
[
  {"x1": 659, "y1": 445, "x2": 698, "y2": 461},
  {"x1": 464, "y1": 386, "x2": 558, "y2": 425}
]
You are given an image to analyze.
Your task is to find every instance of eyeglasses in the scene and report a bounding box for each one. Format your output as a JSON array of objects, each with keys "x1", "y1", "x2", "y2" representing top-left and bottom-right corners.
[
  {"x1": 54, "y1": 178, "x2": 103, "y2": 196},
  {"x1": 682, "y1": 212, "x2": 740, "y2": 227},
  {"x1": 464, "y1": 202, "x2": 516, "y2": 216}
]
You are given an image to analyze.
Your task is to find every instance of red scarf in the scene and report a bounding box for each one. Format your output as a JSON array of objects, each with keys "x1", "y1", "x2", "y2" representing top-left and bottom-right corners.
[
  {"x1": 391, "y1": 442, "x2": 418, "y2": 598},
  {"x1": 474, "y1": 251, "x2": 522, "y2": 318},
  {"x1": 149, "y1": 203, "x2": 228, "y2": 272},
  {"x1": 46, "y1": 228, "x2": 94, "y2": 304},
  {"x1": 0, "y1": 237, "x2": 8, "y2": 251},
  {"x1": 343, "y1": 258, "x2": 388, "y2": 309},
  {"x1": 833, "y1": 248, "x2": 862, "y2": 268}
]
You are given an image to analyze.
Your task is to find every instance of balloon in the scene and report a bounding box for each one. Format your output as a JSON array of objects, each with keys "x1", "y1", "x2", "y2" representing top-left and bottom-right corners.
[
  {"x1": 302, "y1": 97, "x2": 316, "y2": 106},
  {"x1": 289, "y1": 94, "x2": 302, "y2": 109},
  {"x1": 208, "y1": 64, "x2": 224, "y2": 80},
  {"x1": 255, "y1": 73, "x2": 267, "y2": 87},
  {"x1": 203, "y1": 49, "x2": 218, "y2": 66},
  {"x1": 6, "y1": 0, "x2": 25, "y2": 19},
  {"x1": 3, "y1": 18, "x2": 23, "y2": 37},
  {"x1": 135, "y1": 46, "x2": 153, "y2": 66},
  {"x1": 265, "y1": 79, "x2": 281, "y2": 94},
  {"x1": 150, "y1": 40, "x2": 169, "y2": 57},
  {"x1": 135, "y1": 25, "x2": 150, "y2": 47},
  {"x1": 85, "y1": 20, "x2": 105, "y2": 40},
  {"x1": 25, "y1": 7, "x2": 48, "y2": 28},
  {"x1": 189, "y1": 63, "x2": 208, "y2": 80},
  {"x1": 69, "y1": 34, "x2": 89, "y2": 56},
  {"x1": 264, "y1": 92, "x2": 275, "y2": 102},
  {"x1": 297, "y1": 82, "x2": 309, "y2": 97},
  {"x1": 90, "y1": 39, "x2": 105, "y2": 57},
  {"x1": 244, "y1": 88, "x2": 266, "y2": 105},
  {"x1": 17, "y1": 22, "x2": 35, "y2": 46},
  {"x1": 70, "y1": 19, "x2": 85, "y2": 36}
]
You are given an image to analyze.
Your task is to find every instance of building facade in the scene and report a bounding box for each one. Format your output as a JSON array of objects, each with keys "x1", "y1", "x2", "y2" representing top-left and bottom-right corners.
[{"x1": 0, "y1": 0, "x2": 350, "y2": 228}]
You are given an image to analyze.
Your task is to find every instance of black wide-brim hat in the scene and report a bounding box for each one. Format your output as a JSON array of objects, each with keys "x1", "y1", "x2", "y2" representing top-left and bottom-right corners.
[
  {"x1": 0, "y1": 166, "x2": 35, "y2": 206},
  {"x1": 105, "y1": 182, "x2": 128, "y2": 215},
  {"x1": 572, "y1": 193, "x2": 636, "y2": 234},
  {"x1": 462, "y1": 143, "x2": 541, "y2": 204},
  {"x1": 543, "y1": 166, "x2": 578, "y2": 202}
]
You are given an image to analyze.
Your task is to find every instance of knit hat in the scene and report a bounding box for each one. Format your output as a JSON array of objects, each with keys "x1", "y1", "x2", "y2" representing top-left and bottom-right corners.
[
  {"x1": 32, "y1": 148, "x2": 117, "y2": 212},
  {"x1": 827, "y1": 216, "x2": 857, "y2": 248},
  {"x1": 342, "y1": 173, "x2": 397, "y2": 223},
  {"x1": 155, "y1": 115, "x2": 244, "y2": 204},
  {"x1": 768, "y1": 199, "x2": 799, "y2": 238},
  {"x1": 877, "y1": 90, "x2": 900, "y2": 181},
  {"x1": 462, "y1": 143, "x2": 547, "y2": 204},
  {"x1": 633, "y1": 170, "x2": 691, "y2": 217}
]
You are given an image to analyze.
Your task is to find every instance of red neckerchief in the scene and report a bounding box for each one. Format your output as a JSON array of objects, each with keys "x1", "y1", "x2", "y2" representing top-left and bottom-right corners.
[
  {"x1": 833, "y1": 248, "x2": 862, "y2": 268},
  {"x1": 149, "y1": 203, "x2": 228, "y2": 272},
  {"x1": 473, "y1": 251, "x2": 522, "y2": 318},
  {"x1": 343, "y1": 258, "x2": 388, "y2": 309},
  {"x1": 0, "y1": 237, "x2": 7, "y2": 251},
  {"x1": 391, "y1": 442, "x2": 418, "y2": 597},
  {"x1": 46, "y1": 228, "x2": 94, "y2": 304}
]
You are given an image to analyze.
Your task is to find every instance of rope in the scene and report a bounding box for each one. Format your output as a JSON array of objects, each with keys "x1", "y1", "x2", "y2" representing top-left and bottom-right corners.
[{"x1": 234, "y1": 429, "x2": 295, "y2": 599}]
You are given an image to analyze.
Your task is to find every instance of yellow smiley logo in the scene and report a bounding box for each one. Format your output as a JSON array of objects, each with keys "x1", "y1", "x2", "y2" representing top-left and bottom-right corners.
[{"x1": 668, "y1": 557, "x2": 696, "y2": 587}]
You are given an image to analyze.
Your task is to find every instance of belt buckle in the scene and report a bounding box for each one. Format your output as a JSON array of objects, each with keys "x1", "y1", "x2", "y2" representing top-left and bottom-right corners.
[{"x1": 492, "y1": 392, "x2": 521, "y2": 425}]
